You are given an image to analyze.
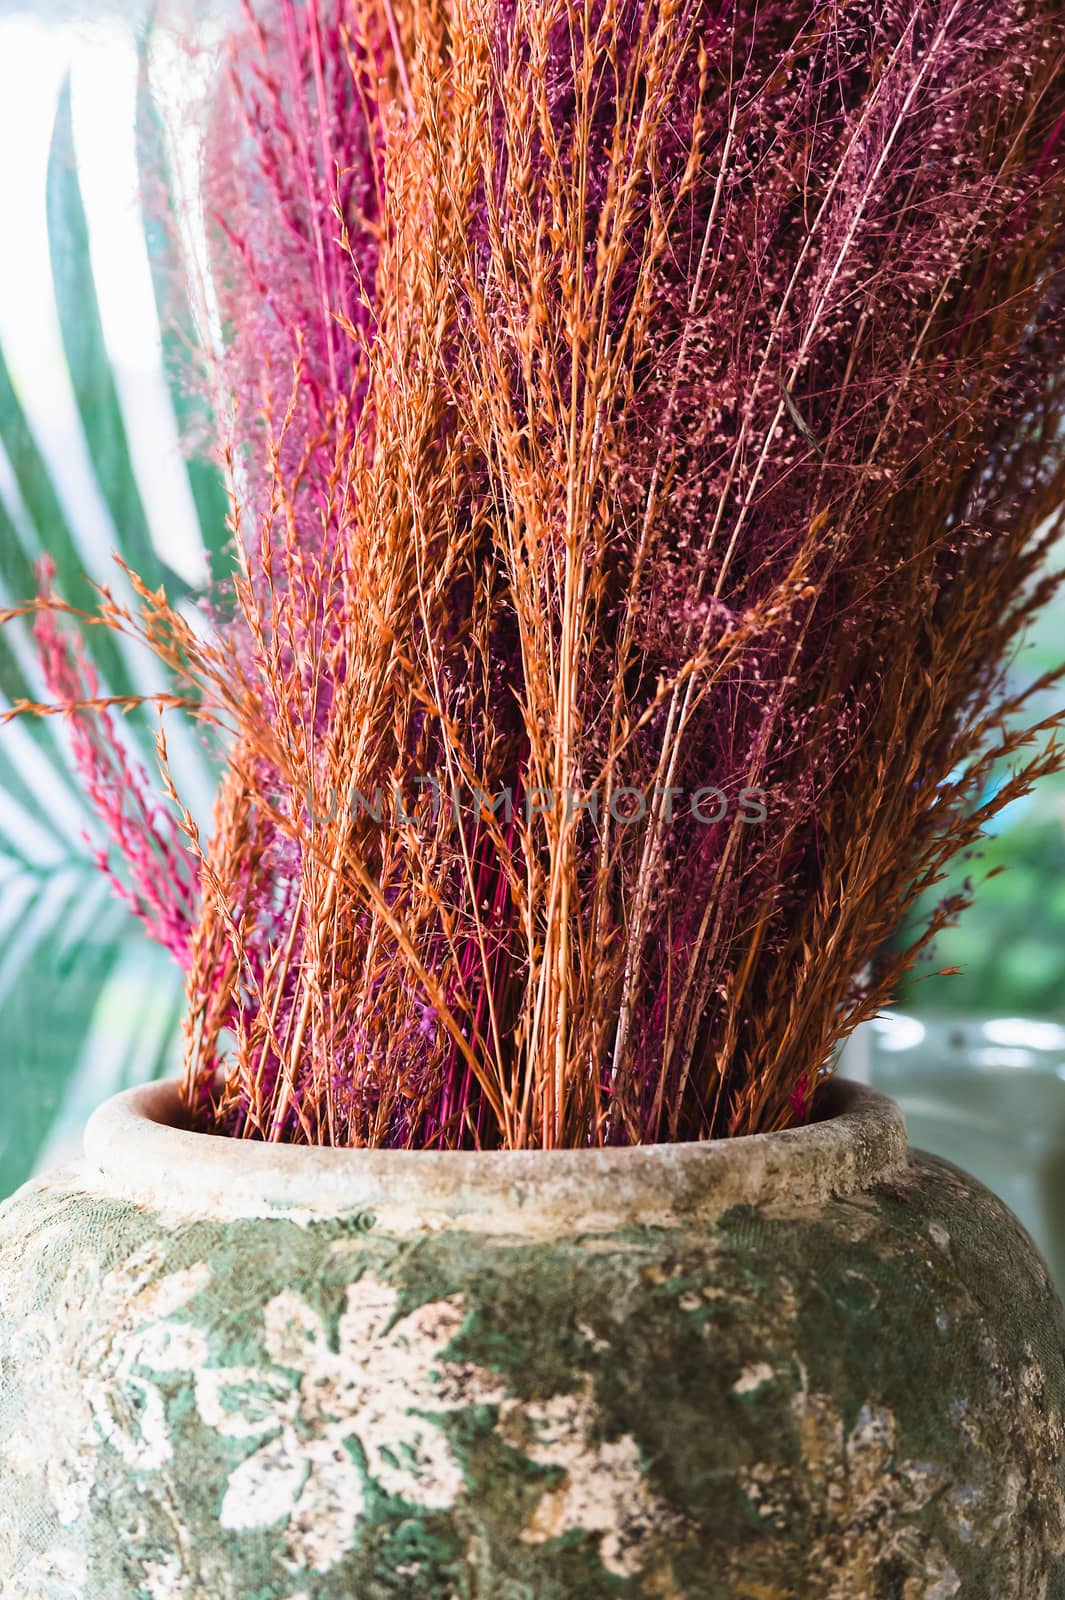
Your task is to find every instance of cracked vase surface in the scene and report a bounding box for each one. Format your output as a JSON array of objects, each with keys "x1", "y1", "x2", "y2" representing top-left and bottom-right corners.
[{"x1": 0, "y1": 1078, "x2": 1063, "y2": 1599}]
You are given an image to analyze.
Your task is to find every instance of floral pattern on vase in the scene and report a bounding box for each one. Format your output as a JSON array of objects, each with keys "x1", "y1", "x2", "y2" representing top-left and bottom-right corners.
[{"x1": 2, "y1": 1120, "x2": 1065, "y2": 1600}]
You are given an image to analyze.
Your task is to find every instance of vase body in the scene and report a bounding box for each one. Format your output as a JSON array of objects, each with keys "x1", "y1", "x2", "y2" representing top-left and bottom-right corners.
[{"x1": 0, "y1": 1080, "x2": 1063, "y2": 1600}]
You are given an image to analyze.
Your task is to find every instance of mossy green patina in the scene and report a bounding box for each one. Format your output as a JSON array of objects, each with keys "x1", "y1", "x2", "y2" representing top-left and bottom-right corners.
[{"x1": 0, "y1": 1094, "x2": 1063, "y2": 1599}]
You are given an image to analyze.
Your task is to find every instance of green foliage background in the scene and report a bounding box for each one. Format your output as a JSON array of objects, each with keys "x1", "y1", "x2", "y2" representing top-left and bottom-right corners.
[{"x1": 0, "y1": 62, "x2": 226, "y2": 1198}]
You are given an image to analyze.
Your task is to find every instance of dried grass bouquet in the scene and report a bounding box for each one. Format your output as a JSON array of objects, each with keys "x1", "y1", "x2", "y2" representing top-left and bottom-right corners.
[{"x1": 6, "y1": 0, "x2": 1065, "y2": 1149}]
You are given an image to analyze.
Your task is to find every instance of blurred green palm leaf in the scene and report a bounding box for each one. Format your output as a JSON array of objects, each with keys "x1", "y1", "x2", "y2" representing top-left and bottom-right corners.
[{"x1": 0, "y1": 63, "x2": 225, "y2": 1198}]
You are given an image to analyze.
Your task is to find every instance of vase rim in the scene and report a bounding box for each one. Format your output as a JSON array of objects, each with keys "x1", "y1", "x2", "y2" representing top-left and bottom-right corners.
[{"x1": 80, "y1": 1076, "x2": 908, "y2": 1235}]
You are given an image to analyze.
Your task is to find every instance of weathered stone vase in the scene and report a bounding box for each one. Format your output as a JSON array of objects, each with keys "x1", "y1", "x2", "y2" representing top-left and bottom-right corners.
[{"x1": 1, "y1": 1078, "x2": 1063, "y2": 1599}]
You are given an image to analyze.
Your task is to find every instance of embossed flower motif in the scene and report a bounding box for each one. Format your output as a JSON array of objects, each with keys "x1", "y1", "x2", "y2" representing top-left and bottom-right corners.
[
  {"x1": 742, "y1": 1387, "x2": 960, "y2": 1600},
  {"x1": 193, "y1": 1275, "x2": 504, "y2": 1573},
  {"x1": 496, "y1": 1379, "x2": 674, "y2": 1579},
  {"x1": 3, "y1": 1241, "x2": 210, "y2": 1529}
]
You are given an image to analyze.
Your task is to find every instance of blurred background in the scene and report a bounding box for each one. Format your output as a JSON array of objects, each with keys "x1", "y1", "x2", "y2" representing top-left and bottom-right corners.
[
  {"x1": 1, "y1": 5, "x2": 1064, "y2": 1286},
  {"x1": 0, "y1": 2, "x2": 224, "y2": 1188}
]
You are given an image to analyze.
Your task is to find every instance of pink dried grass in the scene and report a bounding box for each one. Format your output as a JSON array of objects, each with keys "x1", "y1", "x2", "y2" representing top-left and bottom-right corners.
[{"x1": 29, "y1": 560, "x2": 198, "y2": 967}]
